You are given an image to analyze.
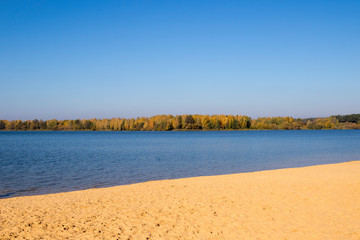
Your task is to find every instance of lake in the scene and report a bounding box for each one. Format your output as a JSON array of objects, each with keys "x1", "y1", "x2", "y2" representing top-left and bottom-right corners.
[{"x1": 1, "y1": 130, "x2": 360, "y2": 198}]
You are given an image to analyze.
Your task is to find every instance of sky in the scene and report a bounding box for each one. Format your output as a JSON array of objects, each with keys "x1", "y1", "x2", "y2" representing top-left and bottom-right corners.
[{"x1": 0, "y1": 0, "x2": 359, "y2": 120}]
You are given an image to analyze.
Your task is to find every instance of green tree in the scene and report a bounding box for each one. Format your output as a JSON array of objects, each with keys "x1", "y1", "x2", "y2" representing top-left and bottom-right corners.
[
  {"x1": 184, "y1": 115, "x2": 195, "y2": 129},
  {"x1": 185, "y1": 115, "x2": 195, "y2": 124},
  {"x1": 215, "y1": 119, "x2": 221, "y2": 129},
  {"x1": 231, "y1": 119, "x2": 240, "y2": 129},
  {"x1": 175, "y1": 115, "x2": 182, "y2": 129},
  {"x1": 0, "y1": 120, "x2": 5, "y2": 130}
]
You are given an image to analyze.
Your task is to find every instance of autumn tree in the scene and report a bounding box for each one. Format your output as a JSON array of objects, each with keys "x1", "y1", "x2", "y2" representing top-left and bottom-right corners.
[{"x1": 1, "y1": 114, "x2": 359, "y2": 131}]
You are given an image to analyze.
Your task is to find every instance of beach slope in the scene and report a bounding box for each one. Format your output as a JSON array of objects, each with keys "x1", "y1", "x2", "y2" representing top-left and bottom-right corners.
[{"x1": 1, "y1": 161, "x2": 360, "y2": 239}]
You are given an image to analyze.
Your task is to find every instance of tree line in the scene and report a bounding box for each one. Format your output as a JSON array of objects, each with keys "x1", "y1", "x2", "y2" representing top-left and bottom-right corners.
[{"x1": 0, "y1": 114, "x2": 359, "y2": 131}]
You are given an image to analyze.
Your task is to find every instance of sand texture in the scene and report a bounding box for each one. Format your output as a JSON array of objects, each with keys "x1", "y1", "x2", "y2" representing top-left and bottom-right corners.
[{"x1": 1, "y1": 161, "x2": 360, "y2": 240}]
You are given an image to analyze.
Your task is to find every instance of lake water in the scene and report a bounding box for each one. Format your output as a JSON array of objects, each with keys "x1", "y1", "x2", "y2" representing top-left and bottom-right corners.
[{"x1": 1, "y1": 130, "x2": 360, "y2": 198}]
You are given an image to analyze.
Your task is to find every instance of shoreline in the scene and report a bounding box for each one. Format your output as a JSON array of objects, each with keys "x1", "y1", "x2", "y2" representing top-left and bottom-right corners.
[
  {"x1": 1, "y1": 161, "x2": 360, "y2": 239},
  {"x1": 2, "y1": 160, "x2": 358, "y2": 200}
]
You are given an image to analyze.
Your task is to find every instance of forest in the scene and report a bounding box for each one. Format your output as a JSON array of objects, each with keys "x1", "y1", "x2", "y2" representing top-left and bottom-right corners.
[{"x1": 0, "y1": 114, "x2": 359, "y2": 131}]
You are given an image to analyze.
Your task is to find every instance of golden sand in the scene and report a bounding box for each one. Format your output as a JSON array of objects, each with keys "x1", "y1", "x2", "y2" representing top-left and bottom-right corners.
[{"x1": 1, "y1": 161, "x2": 360, "y2": 240}]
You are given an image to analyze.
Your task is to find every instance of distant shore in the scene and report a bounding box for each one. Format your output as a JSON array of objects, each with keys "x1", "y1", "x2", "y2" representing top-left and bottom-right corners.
[
  {"x1": 1, "y1": 161, "x2": 359, "y2": 239},
  {"x1": 1, "y1": 113, "x2": 359, "y2": 131},
  {"x1": 1, "y1": 128, "x2": 359, "y2": 131}
]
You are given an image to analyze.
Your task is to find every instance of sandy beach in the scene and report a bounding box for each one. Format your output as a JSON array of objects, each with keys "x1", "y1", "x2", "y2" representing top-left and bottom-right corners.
[{"x1": 1, "y1": 161, "x2": 360, "y2": 240}]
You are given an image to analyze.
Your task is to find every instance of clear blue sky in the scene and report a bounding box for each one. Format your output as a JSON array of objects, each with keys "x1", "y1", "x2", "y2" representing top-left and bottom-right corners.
[{"x1": 1, "y1": 0, "x2": 359, "y2": 120}]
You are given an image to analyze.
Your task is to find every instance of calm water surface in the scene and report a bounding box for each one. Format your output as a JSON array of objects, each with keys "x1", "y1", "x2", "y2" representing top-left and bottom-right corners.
[{"x1": 1, "y1": 130, "x2": 360, "y2": 198}]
